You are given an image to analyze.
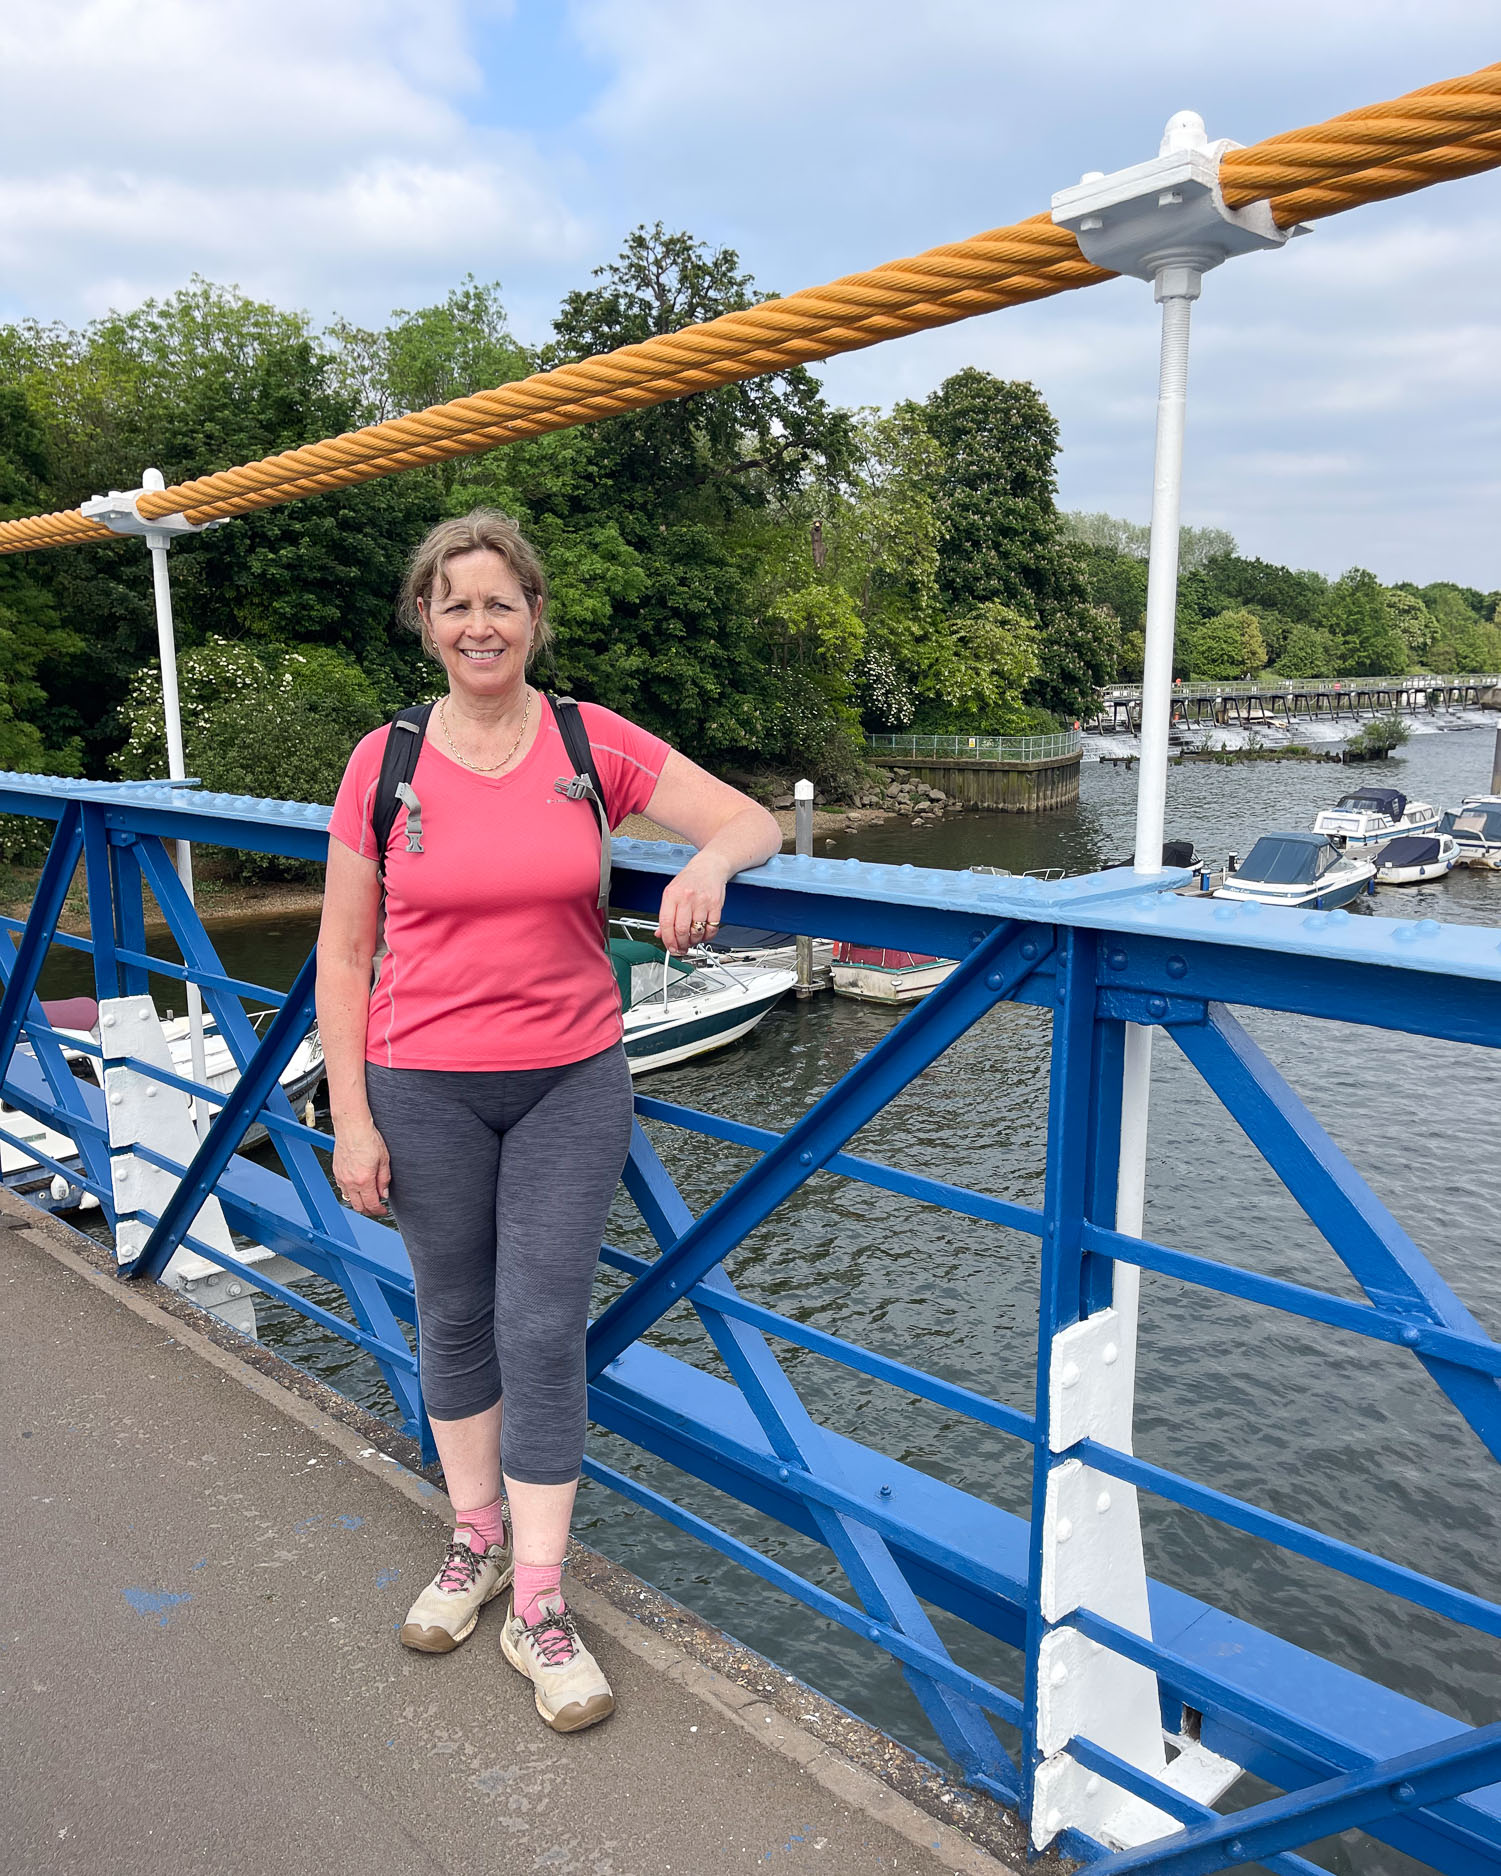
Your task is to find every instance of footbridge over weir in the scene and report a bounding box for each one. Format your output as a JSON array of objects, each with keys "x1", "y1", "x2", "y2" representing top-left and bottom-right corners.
[
  {"x1": 1097, "y1": 677, "x2": 1501, "y2": 734},
  {"x1": 3, "y1": 48, "x2": 1501, "y2": 1876}
]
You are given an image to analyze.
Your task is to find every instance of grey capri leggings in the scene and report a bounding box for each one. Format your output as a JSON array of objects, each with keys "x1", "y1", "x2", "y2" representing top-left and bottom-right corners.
[{"x1": 366, "y1": 1044, "x2": 633, "y2": 1485}]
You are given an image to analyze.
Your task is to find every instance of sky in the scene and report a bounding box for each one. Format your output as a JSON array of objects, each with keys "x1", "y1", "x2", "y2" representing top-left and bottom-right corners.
[{"x1": 1, "y1": 0, "x2": 1499, "y2": 586}]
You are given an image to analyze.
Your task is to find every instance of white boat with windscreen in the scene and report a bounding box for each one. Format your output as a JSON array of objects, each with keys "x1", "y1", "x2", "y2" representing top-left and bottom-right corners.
[
  {"x1": 1374, "y1": 833, "x2": 1459, "y2": 886},
  {"x1": 610, "y1": 932, "x2": 795, "y2": 1073},
  {"x1": 1213, "y1": 832, "x2": 1376, "y2": 910},
  {"x1": 1438, "y1": 795, "x2": 1501, "y2": 868},
  {"x1": 1312, "y1": 786, "x2": 1439, "y2": 849}
]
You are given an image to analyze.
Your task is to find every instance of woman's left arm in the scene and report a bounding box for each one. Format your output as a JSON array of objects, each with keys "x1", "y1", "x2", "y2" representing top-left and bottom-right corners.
[{"x1": 643, "y1": 750, "x2": 784, "y2": 954}]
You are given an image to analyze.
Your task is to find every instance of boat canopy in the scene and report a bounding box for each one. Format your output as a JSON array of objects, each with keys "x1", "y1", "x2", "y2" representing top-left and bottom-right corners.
[
  {"x1": 1442, "y1": 802, "x2": 1501, "y2": 842},
  {"x1": 1234, "y1": 833, "x2": 1340, "y2": 884},
  {"x1": 1335, "y1": 787, "x2": 1405, "y2": 817},
  {"x1": 1377, "y1": 835, "x2": 1441, "y2": 867},
  {"x1": 708, "y1": 924, "x2": 797, "y2": 951},
  {"x1": 609, "y1": 937, "x2": 694, "y2": 1010}
]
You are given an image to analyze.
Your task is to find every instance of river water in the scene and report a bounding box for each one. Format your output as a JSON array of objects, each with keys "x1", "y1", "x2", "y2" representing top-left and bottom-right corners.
[{"x1": 38, "y1": 719, "x2": 1501, "y2": 1858}]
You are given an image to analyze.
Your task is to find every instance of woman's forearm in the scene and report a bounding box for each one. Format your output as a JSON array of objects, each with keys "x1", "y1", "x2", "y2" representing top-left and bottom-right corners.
[
  {"x1": 316, "y1": 951, "x2": 376, "y2": 1126},
  {"x1": 692, "y1": 803, "x2": 784, "y2": 879}
]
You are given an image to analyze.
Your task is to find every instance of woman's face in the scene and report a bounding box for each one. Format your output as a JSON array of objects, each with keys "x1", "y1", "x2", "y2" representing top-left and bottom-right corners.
[{"x1": 419, "y1": 548, "x2": 538, "y2": 702}]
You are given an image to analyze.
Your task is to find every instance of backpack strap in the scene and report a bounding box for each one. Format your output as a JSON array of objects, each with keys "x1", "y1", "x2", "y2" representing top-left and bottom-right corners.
[
  {"x1": 545, "y1": 692, "x2": 612, "y2": 912},
  {"x1": 372, "y1": 703, "x2": 434, "y2": 872}
]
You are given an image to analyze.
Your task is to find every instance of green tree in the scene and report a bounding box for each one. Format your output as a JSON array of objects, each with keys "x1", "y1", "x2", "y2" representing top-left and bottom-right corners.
[
  {"x1": 1181, "y1": 609, "x2": 1264, "y2": 679},
  {"x1": 1273, "y1": 623, "x2": 1340, "y2": 679},
  {"x1": 1384, "y1": 587, "x2": 1435, "y2": 667},
  {"x1": 0, "y1": 384, "x2": 83, "y2": 774},
  {"x1": 922, "y1": 370, "x2": 1113, "y2": 718},
  {"x1": 1325, "y1": 568, "x2": 1408, "y2": 676},
  {"x1": 329, "y1": 276, "x2": 530, "y2": 429},
  {"x1": 911, "y1": 601, "x2": 1042, "y2": 731}
]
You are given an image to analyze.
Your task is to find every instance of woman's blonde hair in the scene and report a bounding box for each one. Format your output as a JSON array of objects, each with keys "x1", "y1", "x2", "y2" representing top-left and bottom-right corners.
[{"x1": 399, "y1": 509, "x2": 551, "y2": 665}]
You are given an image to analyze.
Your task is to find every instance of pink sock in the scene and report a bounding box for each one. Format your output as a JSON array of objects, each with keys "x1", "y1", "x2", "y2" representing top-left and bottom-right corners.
[
  {"x1": 452, "y1": 1496, "x2": 508, "y2": 1555},
  {"x1": 512, "y1": 1561, "x2": 564, "y2": 1623}
]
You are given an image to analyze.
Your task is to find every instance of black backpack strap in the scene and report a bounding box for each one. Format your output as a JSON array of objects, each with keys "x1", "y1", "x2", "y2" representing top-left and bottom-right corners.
[
  {"x1": 372, "y1": 703, "x2": 434, "y2": 871},
  {"x1": 545, "y1": 693, "x2": 612, "y2": 912}
]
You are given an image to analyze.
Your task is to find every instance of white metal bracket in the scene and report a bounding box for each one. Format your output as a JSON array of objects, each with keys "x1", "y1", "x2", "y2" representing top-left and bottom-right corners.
[
  {"x1": 99, "y1": 995, "x2": 302, "y2": 1337},
  {"x1": 1049, "y1": 1303, "x2": 1137, "y2": 1452},
  {"x1": 1032, "y1": 1720, "x2": 1242, "y2": 1852},
  {"x1": 81, "y1": 467, "x2": 225, "y2": 543},
  {"x1": 1051, "y1": 111, "x2": 1305, "y2": 294}
]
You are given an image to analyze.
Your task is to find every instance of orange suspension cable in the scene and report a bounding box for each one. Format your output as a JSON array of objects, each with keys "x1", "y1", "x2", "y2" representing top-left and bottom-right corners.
[{"x1": 2, "y1": 61, "x2": 1500, "y2": 555}]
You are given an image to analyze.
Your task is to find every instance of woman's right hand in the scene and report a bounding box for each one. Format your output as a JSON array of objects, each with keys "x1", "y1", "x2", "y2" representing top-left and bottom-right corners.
[{"x1": 332, "y1": 1119, "x2": 391, "y2": 1218}]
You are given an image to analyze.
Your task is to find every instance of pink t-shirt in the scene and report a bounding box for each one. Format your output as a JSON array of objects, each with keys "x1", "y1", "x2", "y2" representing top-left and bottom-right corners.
[{"x1": 328, "y1": 701, "x2": 670, "y2": 1071}]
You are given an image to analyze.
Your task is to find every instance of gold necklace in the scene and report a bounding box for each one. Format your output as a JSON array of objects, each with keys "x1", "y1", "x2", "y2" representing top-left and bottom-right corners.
[{"x1": 440, "y1": 687, "x2": 533, "y2": 774}]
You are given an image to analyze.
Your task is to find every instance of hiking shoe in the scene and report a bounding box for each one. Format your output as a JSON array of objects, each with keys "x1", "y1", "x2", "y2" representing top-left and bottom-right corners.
[
  {"x1": 398, "y1": 1532, "x2": 513, "y2": 1654},
  {"x1": 500, "y1": 1595, "x2": 615, "y2": 1733}
]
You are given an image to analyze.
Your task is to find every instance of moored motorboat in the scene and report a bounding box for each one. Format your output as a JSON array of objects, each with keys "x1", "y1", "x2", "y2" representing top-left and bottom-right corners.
[
  {"x1": 1439, "y1": 795, "x2": 1501, "y2": 868},
  {"x1": 611, "y1": 937, "x2": 794, "y2": 1073},
  {"x1": 1313, "y1": 786, "x2": 1439, "y2": 849},
  {"x1": 1213, "y1": 832, "x2": 1376, "y2": 910},
  {"x1": 2, "y1": 997, "x2": 325, "y2": 1201},
  {"x1": 1374, "y1": 832, "x2": 1459, "y2": 886},
  {"x1": 829, "y1": 943, "x2": 956, "y2": 1003},
  {"x1": 704, "y1": 921, "x2": 835, "y2": 986}
]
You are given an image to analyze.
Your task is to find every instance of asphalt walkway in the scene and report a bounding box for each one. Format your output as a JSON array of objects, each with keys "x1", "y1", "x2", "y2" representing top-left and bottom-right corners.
[{"x1": 0, "y1": 1202, "x2": 1019, "y2": 1876}]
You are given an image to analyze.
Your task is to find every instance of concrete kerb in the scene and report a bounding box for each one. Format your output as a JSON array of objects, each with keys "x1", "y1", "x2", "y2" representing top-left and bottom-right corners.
[{"x1": 0, "y1": 1189, "x2": 1040, "y2": 1876}]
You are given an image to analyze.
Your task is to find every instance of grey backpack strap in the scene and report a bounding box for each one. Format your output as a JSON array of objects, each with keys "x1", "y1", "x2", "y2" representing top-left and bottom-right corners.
[{"x1": 546, "y1": 693, "x2": 611, "y2": 912}]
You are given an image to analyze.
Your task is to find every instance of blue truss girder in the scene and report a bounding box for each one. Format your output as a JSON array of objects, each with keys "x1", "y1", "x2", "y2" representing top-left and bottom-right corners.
[
  {"x1": 5, "y1": 771, "x2": 1501, "y2": 1874},
  {"x1": 621, "y1": 1121, "x2": 1017, "y2": 1785},
  {"x1": 1175, "y1": 1005, "x2": 1501, "y2": 1462}
]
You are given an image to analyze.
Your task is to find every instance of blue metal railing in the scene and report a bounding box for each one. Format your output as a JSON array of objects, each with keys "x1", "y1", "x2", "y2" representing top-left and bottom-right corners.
[{"x1": 2, "y1": 767, "x2": 1500, "y2": 1872}]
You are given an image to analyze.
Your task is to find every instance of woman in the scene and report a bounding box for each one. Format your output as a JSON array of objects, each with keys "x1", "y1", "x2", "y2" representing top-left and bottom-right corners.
[{"x1": 317, "y1": 510, "x2": 781, "y2": 1734}]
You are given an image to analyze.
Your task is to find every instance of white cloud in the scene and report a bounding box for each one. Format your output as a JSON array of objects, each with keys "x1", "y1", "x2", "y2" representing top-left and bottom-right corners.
[{"x1": 0, "y1": 0, "x2": 589, "y2": 322}]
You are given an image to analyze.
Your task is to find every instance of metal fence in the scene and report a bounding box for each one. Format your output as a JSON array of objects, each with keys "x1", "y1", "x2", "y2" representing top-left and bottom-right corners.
[
  {"x1": 867, "y1": 730, "x2": 1084, "y2": 762},
  {"x1": 2, "y1": 769, "x2": 1500, "y2": 1875},
  {"x1": 1103, "y1": 677, "x2": 1501, "y2": 700}
]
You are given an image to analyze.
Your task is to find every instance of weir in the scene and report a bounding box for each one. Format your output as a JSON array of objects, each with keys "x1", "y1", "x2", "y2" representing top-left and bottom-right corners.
[
  {"x1": 2, "y1": 770, "x2": 1500, "y2": 1872},
  {"x1": 4, "y1": 50, "x2": 1501, "y2": 1875}
]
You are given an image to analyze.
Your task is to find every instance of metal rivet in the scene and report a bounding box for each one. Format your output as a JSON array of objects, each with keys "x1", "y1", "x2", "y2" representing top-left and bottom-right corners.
[
  {"x1": 1060, "y1": 1362, "x2": 1080, "y2": 1388},
  {"x1": 138, "y1": 1010, "x2": 151, "y2": 1021},
  {"x1": 1400, "y1": 1325, "x2": 1421, "y2": 1346},
  {"x1": 1049, "y1": 1661, "x2": 1068, "y2": 1685},
  {"x1": 1021, "y1": 942, "x2": 1037, "y2": 960},
  {"x1": 108, "y1": 1092, "x2": 122, "y2": 1106},
  {"x1": 1147, "y1": 996, "x2": 1167, "y2": 1019},
  {"x1": 986, "y1": 972, "x2": 1003, "y2": 990},
  {"x1": 1056, "y1": 985, "x2": 1067, "y2": 1003},
  {"x1": 1103, "y1": 1342, "x2": 1118, "y2": 1365},
  {"x1": 970, "y1": 931, "x2": 984, "y2": 948},
  {"x1": 1096, "y1": 1491, "x2": 1112, "y2": 1514},
  {"x1": 102, "y1": 1015, "x2": 116, "y2": 1029},
  {"x1": 798, "y1": 1150, "x2": 813, "y2": 1166},
  {"x1": 667, "y1": 1280, "x2": 678, "y2": 1293},
  {"x1": 1056, "y1": 1518, "x2": 1073, "y2": 1542},
  {"x1": 778, "y1": 1466, "x2": 789, "y2": 1481},
  {"x1": 878, "y1": 1482, "x2": 892, "y2": 1498},
  {"x1": 1166, "y1": 955, "x2": 1187, "y2": 978},
  {"x1": 1393, "y1": 1782, "x2": 1416, "y2": 1805},
  {"x1": 1085, "y1": 1776, "x2": 1101, "y2": 1796},
  {"x1": 1107, "y1": 950, "x2": 1127, "y2": 971},
  {"x1": 1228, "y1": 1840, "x2": 1244, "y2": 1860},
  {"x1": 867, "y1": 1625, "x2": 880, "y2": 1641},
  {"x1": 228, "y1": 1285, "x2": 242, "y2": 1298}
]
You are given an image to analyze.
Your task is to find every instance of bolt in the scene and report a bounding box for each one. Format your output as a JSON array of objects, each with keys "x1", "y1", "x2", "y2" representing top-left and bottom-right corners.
[
  {"x1": 878, "y1": 1482, "x2": 892, "y2": 1498},
  {"x1": 1096, "y1": 1491, "x2": 1112, "y2": 1514},
  {"x1": 798, "y1": 1150, "x2": 813, "y2": 1166},
  {"x1": 667, "y1": 1280, "x2": 678, "y2": 1293},
  {"x1": 228, "y1": 1284, "x2": 242, "y2": 1298}
]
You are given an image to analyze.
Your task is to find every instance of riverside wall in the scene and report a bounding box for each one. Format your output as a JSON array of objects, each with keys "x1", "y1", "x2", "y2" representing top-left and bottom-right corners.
[{"x1": 867, "y1": 751, "x2": 1081, "y2": 812}]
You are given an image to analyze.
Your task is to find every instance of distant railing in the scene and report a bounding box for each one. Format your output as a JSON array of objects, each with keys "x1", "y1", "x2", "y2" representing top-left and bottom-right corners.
[
  {"x1": 866, "y1": 730, "x2": 1083, "y2": 762},
  {"x1": 1102, "y1": 675, "x2": 1501, "y2": 700}
]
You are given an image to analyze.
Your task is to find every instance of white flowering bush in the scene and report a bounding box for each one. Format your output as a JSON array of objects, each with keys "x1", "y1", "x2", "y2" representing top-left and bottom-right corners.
[{"x1": 115, "y1": 638, "x2": 384, "y2": 878}]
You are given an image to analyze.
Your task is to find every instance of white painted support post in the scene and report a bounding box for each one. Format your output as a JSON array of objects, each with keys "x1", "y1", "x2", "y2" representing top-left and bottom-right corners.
[
  {"x1": 1032, "y1": 111, "x2": 1303, "y2": 1852},
  {"x1": 140, "y1": 468, "x2": 210, "y2": 1138},
  {"x1": 794, "y1": 779, "x2": 815, "y2": 997}
]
